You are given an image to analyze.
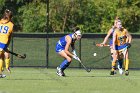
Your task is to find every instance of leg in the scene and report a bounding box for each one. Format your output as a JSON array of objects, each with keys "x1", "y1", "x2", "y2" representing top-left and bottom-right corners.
[
  {"x1": 110, "y1": 53, "x2": 117, "y2": 74},
  {"x1": 117, "y1": 59, "x2": 123, "y2": 75},
  {"x1": 57, "y1": 50, "x2": 72, "y2": 76},
  {"x1": 110, "y1": 50, "x2": 118, "y2": 75},
  {"x1": 0, "y1": 51, "x2": 6, "y2": 78},
  {"x1": 4, "y1": 51, "x2": 11, "y2": 73},
  {"x1": 124, "y1": 51, "x2": 129, "y2": 76},
  {"x1": 117, "y1": 59, "x2": 123, "y2": 69},
  {"x1": 117, "y1": 52, "x2": 124, "y2": 75},
  {"x1": 110, "y1": 48, "x2": 117, "y2": 74}
]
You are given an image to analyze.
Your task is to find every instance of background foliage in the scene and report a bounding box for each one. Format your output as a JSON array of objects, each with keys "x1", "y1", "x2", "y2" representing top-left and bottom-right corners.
[{"x1": 0, "y1": 0, "x2": 140, "y2": 33}]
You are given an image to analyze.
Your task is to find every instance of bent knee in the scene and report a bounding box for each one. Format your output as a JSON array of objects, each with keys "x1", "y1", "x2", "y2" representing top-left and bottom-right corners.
[{"x1": 67, "y1": 57, "x2": 72, "y2": 62}]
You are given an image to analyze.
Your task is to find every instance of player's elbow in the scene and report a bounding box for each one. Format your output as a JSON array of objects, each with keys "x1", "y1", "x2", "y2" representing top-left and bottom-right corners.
[{"x1": 64, "y1": 50, "x2": 69, "y2": 53}]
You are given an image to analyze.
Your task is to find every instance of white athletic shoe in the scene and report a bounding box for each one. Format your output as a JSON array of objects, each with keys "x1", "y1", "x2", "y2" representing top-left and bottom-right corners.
[
  {"x1": 56, "y1": 67, "x2": 63, "y2": 76},
  {"x1": 117, "y1": 65, "x2": 123, "y2": 75},
  {"x1": 118, "y1": 68, "x2": 123, "y2": 75},
  {"x1": 0, "y1": 74, "x2": 6, "y2": 78}
]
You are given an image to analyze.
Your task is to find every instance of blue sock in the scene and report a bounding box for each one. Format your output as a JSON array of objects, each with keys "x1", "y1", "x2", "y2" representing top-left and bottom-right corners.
[
  {"x1": 59, "y1": 59, "x2": 71, "y2": 71},
  {"x1": 117, "y1": 59, "x2": 123, "y2": 68}
]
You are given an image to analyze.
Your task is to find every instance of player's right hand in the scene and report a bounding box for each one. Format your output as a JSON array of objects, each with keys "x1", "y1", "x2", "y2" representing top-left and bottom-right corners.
[
  {"x1": 126, "y1": 43, "x2": 131, "y2": 48},
  {"x1": 100, "y1": 43, "x2": 104, "y2": 47},
  {"x1": 73, "y1": 55, "x2": 80, "y2": 61}
]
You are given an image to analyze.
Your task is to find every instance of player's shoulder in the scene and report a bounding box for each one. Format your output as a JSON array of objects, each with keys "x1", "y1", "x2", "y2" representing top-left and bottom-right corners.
[
  {"x1": 65, "y1": 34, "x2": 72, "y2": 41},
  {"x1": 8, "y1": 21, "x2": 14, "y2": 26},
  {"x1": 0, "y1": 19, "x2": 4, "y2": 24},
  {"x1": 66, "y1": 34, "x2": 73, "y2": 38},
  {"x1": 122, "y1": 27, "x2": 127, "y2": 31}
]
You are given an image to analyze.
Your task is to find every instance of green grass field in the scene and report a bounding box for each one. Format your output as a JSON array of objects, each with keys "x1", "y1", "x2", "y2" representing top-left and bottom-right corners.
[{"x1": 0, "y1": 68, "x2": 140, "y2": 93}]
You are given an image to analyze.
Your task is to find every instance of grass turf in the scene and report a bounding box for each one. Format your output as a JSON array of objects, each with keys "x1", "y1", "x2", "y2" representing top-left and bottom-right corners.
[{"x1": 0, "y1": 68, "x2": 140, "y2": 93}]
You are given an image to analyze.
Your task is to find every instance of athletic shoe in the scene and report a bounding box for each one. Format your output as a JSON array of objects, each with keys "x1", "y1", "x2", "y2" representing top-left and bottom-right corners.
[
  {"x1": 110, "y1": 71, "x2": 115, "y2": 75},
  {"x1": 56, "y1": 67, "x2": 65, "y2": 76},
  {"x1": 125, "y1": 70, "x2": 129, "y2": 76},
  {"x1": 61, "y1": 69, "x2": 66, "y2": 76},
  {"x1": 118, "y1": 68, "x2": 123, "y2": 75},
  {"x1": 0, "y1": 74, "x2": 6, "y2": 78}
]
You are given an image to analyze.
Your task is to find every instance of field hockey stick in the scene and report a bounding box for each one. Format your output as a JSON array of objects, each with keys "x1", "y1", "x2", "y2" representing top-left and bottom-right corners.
[
  {"x1": 78, "y1": 59, "x2": 91, "y2": 73},
  {"x1": 122, "y1": 46, "x2": 128, "y2": 61},
  {"x1": 96, "y1": 43, "x2": 110, "y2": 47},
  {"x1": 93, "y1": 42, "x2": 109, "y2": 47},
  {"x1": 8, "y1": 50, "x2": 26, "y2": 59}
]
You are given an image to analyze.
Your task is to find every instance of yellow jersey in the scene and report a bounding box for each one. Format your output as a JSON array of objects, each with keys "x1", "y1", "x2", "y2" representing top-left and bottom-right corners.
[
  {"x1": 115, "y1": 28, "x2": 127, "y2": 46},
  {"x1": 0, "y1": 19, "x2": 14, "y2": 44}
]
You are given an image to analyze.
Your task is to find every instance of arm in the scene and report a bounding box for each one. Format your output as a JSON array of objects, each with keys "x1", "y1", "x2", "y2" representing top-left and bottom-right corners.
[
  {"x1": 125, "y1": 29, "x2": 132, "y2": 48},
  {"x1": 71, "y1": 42, "x2": 75, "y2": 51},
  {"x1": 125, "y1": 29, "x2": 132, "y2": 43},
  {"x1": 64, "y1": 35, "x2": 74, "y2": 57},
  {"x1": 71, "y1": 42, "x2": 77, "y2": 56},
  {"x1": 102, "y1": 28, "x2": 112, "y2": 44},
  {"x1": 112, "y1": 30, "x2": 117, "y2": 50},
  {"x1": 7, "y1": 24, "x2": 14, "y2": 47},
  {"x1": 7, "y1": 34, "x2": 12, "y2": 47}
]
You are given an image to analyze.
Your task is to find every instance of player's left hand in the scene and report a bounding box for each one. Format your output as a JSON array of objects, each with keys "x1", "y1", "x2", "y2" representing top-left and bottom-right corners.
[
  {"x1": 73, "y1": 55, "x2": 80, "y2": 61},
  {"x1": 126, "y1": 43, "x2": 131, "y2": 48},
  {"x1": 72, "y1": 50, "x2": 77, "y2": 56}
]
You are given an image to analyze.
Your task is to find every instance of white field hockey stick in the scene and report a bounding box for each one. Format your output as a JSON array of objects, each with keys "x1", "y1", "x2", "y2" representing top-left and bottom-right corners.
[
  {"x1": 122, "y1": 46, "x2": 128, "y2": 62},
  {"x1": 78, "y1": 59, "x2": 91, "y2": 73}
]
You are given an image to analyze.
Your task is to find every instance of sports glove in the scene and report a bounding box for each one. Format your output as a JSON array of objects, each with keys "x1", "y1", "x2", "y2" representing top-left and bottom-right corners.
[
  {"x1": 126, "y1": 43, "x2": 131, "y2": 48},
  {"x1": 73, "y1": 55, "x2": 80, "y2": 61},
  {"x1": 72, "y1": 50, "x2": 77, "y2": 56}
]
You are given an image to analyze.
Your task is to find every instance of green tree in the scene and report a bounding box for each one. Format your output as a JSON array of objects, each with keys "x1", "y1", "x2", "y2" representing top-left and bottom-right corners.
[
  {"x1": 18, "y1": 1, "x2": 46, "y2": 32},
  {"x1": 117, "y1": 0, "x2": 140, "y2": 32},
  {"x1": 0, "y1": 0, "x2": 139, "y2": 33},
  {"x1": 0, "y1": 0, "x2": 5, "y2": 17}
]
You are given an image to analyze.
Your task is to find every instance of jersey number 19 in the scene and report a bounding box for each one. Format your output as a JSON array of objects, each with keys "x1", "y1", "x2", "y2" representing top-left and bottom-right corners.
[{"x1": 0, "y1": 26, "x2": 9, "y2": 34}]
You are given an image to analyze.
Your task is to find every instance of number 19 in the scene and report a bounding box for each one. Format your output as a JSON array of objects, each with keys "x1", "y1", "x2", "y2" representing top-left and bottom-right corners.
[{"x1": 0, "y1": 26, "x2": 9, "y2": 34}]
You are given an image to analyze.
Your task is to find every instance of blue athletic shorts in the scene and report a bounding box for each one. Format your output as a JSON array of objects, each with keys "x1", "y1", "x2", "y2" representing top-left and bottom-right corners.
[
  {"x1": 0, "y1": 42, "x2": 8, "y2": 51},
  {"x1": 55, "y1": 43, "x2": 65, "y2": 53},
  {"x1": 115, "y1": 44, "x2": 127, "y2": 50}
]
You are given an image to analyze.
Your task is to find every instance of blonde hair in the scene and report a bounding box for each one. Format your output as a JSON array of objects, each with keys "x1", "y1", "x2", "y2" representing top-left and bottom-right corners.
[{"x1": 114, "y1": 16, "x2": 121, "y2": 27}]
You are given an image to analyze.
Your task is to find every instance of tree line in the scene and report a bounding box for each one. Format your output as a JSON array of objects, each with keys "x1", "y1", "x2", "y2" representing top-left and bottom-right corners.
[{"x1": 0, "y1": 0, "x2": 140, "y2": 33}]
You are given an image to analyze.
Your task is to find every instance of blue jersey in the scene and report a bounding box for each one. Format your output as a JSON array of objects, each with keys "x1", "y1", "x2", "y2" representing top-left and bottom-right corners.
[{"x1": 55, "y1": 34, "x2": 75, "y2": 53}]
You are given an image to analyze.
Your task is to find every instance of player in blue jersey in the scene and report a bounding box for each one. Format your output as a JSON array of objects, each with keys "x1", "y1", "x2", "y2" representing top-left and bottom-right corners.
[
  {"x1": 56, "y1": 27, "x2": 82, "y2": 76},
  {"x1": 101, "y1": 17, "x2": 124, "y2": 75}
]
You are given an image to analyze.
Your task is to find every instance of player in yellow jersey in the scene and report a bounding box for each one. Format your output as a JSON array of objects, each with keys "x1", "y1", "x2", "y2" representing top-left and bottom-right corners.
[
  {"x1": 1, "y1": 49, "x2": 11, "y2": 73},
  {"x1": 111, "y1": 21, "x2": 132, "y2": 76},
  {"x1": 101, "y1": 17, "x2": 124, "y2": 74},
  {"x1": 0, "y1": 9, "x2": 14, "y2": 78}
]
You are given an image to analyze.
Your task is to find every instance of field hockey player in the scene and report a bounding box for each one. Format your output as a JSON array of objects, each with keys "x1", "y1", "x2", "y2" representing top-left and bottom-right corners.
[
  {"x1": 111, "y1": 21, "x2": 132, "y2": 76},
  {"x1": 55, "y1": 27, "x2": 82, "y2": 76}
]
